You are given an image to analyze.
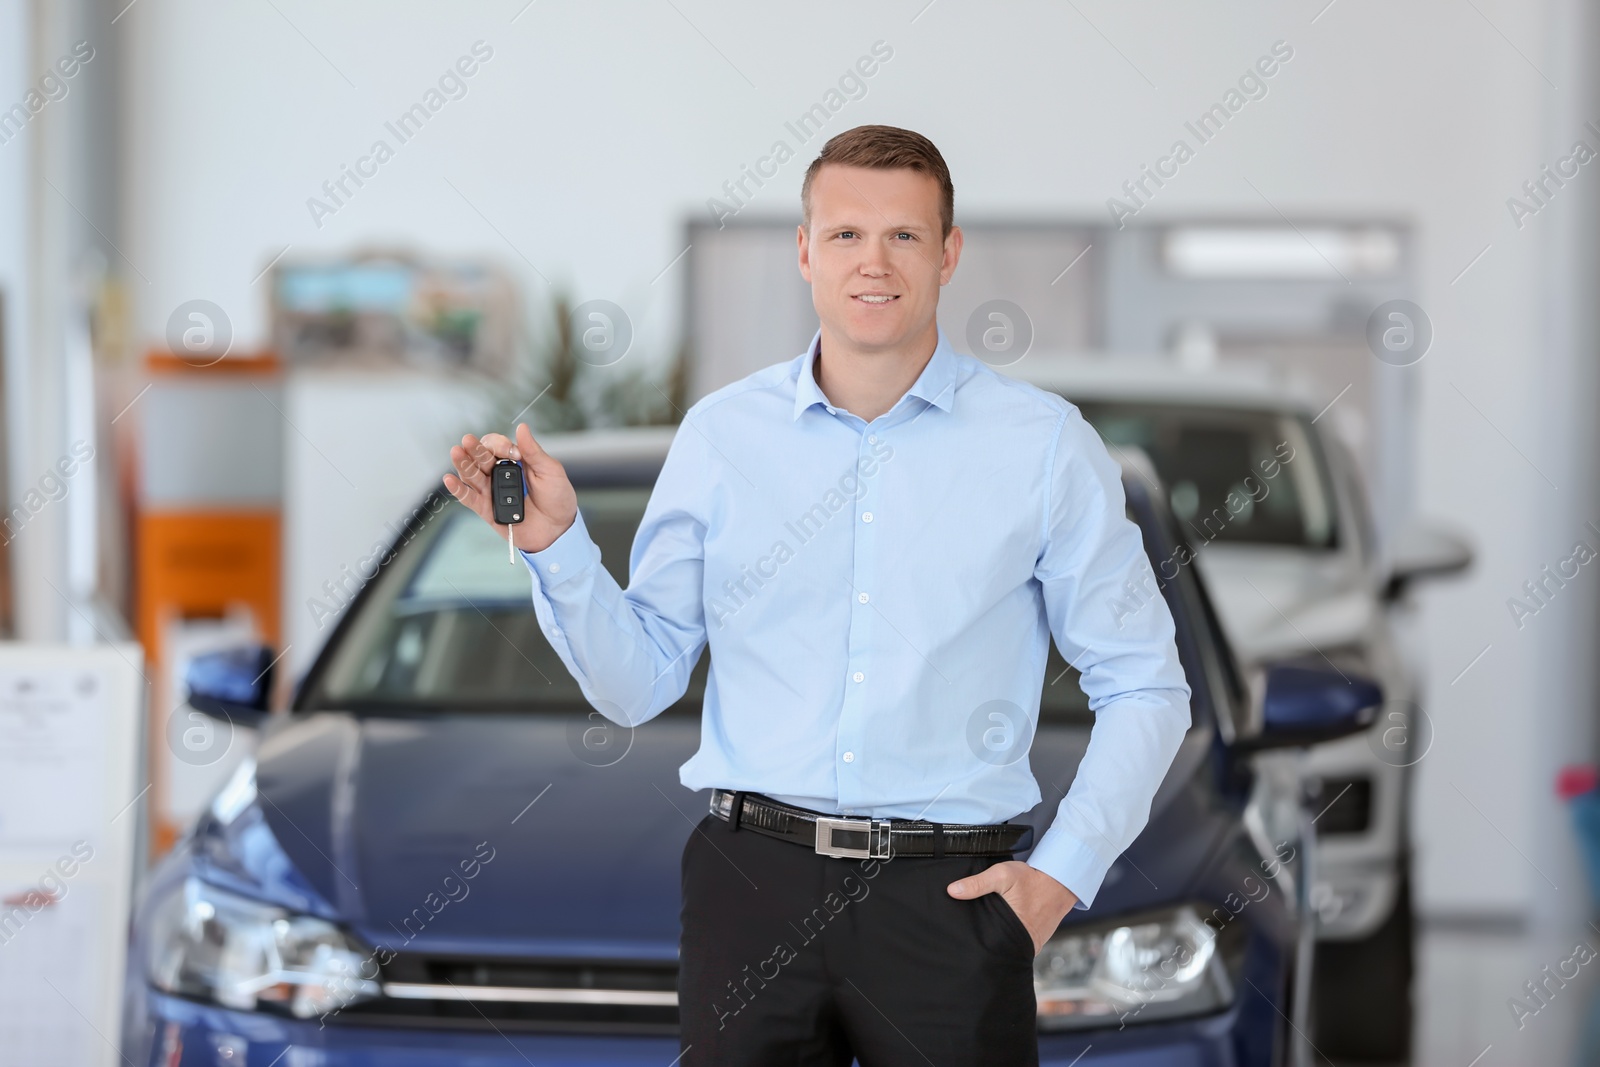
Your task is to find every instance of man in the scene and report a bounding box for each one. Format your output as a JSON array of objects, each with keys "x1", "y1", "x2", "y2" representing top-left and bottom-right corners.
[{"x1": 444, "y1": 124, "x2": 1191, "y2": 1066}]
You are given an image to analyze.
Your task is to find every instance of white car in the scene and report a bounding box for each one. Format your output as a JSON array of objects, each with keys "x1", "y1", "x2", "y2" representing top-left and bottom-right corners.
[{"x1": 1007, "y1": 352, "x2": 1471, "y2": 1062}]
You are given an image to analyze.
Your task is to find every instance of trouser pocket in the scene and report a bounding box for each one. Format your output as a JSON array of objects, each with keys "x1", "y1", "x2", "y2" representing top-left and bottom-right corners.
[{"x1": 983, "y1": 888, "x2": 1037, "y2": 958}]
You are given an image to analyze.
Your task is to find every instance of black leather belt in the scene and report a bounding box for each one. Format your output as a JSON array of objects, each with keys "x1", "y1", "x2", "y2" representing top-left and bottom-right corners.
[{"x1": 709, "y1": 788, "x2": 1032, "y2": 860}]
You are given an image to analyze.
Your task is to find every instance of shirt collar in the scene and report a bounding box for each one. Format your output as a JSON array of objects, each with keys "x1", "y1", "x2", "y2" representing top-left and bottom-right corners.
[{"x1": 792, "y1": 326, "x2": 959, "y2": 422}]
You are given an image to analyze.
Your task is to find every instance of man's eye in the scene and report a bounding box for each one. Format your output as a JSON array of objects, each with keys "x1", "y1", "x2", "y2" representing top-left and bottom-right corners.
[
  {"x1": 896, "y1": 232, "x2": 914, "y2": 240},
  {"x1": 837, "y1": 231, "x2": 856, "y2": 239}
]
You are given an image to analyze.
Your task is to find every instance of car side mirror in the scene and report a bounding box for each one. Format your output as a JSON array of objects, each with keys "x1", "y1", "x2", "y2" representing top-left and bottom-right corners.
[
  {"x1": 185, "y1": 644, "x2": 276, "y2": 728},
  {"x1": 1238, "y1": 664, "x2": 1382, "y2": 751},
  {"x1": 1383, "y1": 518, "x2": 1473, "y2": 602}
]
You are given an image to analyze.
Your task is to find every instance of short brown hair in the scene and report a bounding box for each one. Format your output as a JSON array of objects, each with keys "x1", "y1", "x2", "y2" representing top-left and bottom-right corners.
[{"x1": 800, "y1": 125, "x2": 954, "y2": 240}]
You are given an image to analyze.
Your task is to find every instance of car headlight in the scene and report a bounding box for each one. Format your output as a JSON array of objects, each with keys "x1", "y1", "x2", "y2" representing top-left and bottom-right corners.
[
  {"x1": 1034, "y1": 904, "x2": 1243, "y2": 1030},
  {"x1": 146, "y1": 876, "x2": 379, "y2": 1019}
]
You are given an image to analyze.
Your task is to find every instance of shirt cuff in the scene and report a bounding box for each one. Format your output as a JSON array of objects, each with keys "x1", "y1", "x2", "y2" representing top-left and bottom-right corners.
[
  {"x1": 1025, "y1": 829, "x2": 1112, "y2": 912},
  {"x1": 518, "y1": 509, "x2": 599, "y2": 589}
]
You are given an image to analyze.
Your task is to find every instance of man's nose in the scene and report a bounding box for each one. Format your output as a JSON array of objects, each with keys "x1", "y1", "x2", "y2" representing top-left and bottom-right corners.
[{"x1": 859, "y1": 245, "x2": 892, "y2": 276}]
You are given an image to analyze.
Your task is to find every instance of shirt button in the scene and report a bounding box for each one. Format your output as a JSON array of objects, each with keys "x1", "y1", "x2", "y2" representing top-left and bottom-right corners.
[
  {"x1": 858, "y1": 592, "x2": 869, "y2": 603},
  {"x1": 867, "y1": 434, "x2": 878, "y2": 444},
  {"x1": 548, "y1": 563, "x2": 561, "y2": 574},
  {"x1": 843, "y1": 751, "x2": 855, "y2": 763},
  {"x1": 861, "y1": 512, "x2": 874, "y2": 523},
  {"x1": 853, "y1": 671, "x2": 864, "y2": 683}
]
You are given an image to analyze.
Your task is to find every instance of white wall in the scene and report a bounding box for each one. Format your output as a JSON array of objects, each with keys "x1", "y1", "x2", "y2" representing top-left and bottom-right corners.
[
  {"x1": 121, "y1": 0, "x2": 1598, "y2": 921},
  {"x1": 281, "y1": 368, "x2": 489, "y2": 680}
]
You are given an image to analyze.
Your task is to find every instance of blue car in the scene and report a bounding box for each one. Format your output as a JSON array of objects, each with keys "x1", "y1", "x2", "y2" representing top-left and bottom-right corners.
[{"x1": 122, "y1": 426, "x2": 1378, "y2": 1066}]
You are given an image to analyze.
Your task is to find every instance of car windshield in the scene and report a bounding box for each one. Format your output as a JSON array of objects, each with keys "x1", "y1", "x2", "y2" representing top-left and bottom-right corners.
[
  {"x1": 1075, "y1": 401, "x2": 1337, "y2": 550},
  {"x1": 301, "y1": 479, "x2": 1219, "y2": 728},
  {"x1": 304, "y1": 486, "x2": 692, "y2": 712}
]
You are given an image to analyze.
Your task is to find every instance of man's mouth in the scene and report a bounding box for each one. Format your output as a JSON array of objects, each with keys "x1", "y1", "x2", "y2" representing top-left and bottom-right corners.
[{"x1": 853, "y1": 294, "x2": 898, "y2": 304}]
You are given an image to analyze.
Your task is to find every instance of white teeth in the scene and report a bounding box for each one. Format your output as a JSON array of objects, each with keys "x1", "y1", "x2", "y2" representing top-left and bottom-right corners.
[{"x1": 856, "y1": 295, "x2": 894, "y2": 303}]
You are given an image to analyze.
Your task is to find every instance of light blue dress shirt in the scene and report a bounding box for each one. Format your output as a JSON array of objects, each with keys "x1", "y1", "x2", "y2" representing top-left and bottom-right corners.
[{"x1": 521, "y1": 325, "x2": 1191, "y2": 910}]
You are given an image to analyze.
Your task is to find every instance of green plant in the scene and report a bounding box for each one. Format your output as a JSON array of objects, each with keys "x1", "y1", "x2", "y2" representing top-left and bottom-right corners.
[{"x1": 483, "y1": 288, "x2": 689, "y2": 438}]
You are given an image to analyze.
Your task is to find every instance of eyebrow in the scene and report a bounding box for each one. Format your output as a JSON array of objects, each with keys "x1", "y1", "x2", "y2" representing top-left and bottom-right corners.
[{"x1": 820, "y1": 220, "x2": 933, "y2": 233}]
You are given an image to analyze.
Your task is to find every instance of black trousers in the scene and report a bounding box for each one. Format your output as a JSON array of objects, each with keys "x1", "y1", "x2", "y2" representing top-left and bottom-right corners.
[{"x1": 678, "y1": 807, "x2": 1040, "y2": 1066}]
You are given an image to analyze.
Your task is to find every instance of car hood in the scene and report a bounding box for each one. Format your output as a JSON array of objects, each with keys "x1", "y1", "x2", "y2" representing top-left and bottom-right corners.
[
  {"x1": 253, "y1": 706, "x2": 1214, "y2": 958},
  {"x1": 1194, "y1": 543, "x2": 1374, "y2": 664}
]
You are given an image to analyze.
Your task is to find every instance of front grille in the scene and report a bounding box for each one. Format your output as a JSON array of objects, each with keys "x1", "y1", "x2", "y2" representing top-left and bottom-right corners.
[{"x1": 330, "y1": 953, "x2": 680, "y2": 1035}]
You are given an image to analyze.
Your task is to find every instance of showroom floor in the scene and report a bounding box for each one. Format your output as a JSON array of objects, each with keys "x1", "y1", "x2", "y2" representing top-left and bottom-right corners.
[{"x1": 1352, "y1": 918, "x2": 1600, "y2": 1067}]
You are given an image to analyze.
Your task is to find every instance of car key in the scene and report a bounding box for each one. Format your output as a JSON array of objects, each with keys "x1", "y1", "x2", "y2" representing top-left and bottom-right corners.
[{"x1": 491, "y1": 458, "x2": 525, "y2": 563}]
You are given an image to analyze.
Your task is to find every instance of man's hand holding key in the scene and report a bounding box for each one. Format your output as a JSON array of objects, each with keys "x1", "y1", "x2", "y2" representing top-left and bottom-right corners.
[{"x1": 443, "y1": 422, "x2": 577, "y2": 554}]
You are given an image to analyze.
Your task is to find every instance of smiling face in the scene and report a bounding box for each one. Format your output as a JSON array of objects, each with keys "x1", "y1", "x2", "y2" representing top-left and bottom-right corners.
[{"x1": 798, "y1": 163, "x2": 962, "y2": 358}]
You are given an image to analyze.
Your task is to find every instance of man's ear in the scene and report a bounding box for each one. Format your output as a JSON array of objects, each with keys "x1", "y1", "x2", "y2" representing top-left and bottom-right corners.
[
  {"x1": 939, "y1": 224, "x2": 963, "y2": 286},
  {"x1": 797, "y1": 223, "x2": 813, "y2": 284}
]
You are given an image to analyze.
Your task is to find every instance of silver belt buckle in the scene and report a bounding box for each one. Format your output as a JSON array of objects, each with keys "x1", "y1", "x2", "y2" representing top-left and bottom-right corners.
[{"x1": 815, "y1": 815, "x2": 892, "y2": 859}]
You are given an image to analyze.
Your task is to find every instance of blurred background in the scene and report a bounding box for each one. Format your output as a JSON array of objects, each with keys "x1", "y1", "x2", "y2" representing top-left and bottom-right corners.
[{"x1": 1, "y1": 1, "x2": 1598, "y2": 1065}]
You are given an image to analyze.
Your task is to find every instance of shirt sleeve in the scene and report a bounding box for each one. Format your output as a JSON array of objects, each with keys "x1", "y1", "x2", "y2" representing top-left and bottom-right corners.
[
  {"x1": 518, "y1": 417, "x2": 710, "y2": 727},
  {"x1": 1025, "y1": 404, "x2": 1193, "y2": 911}
]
